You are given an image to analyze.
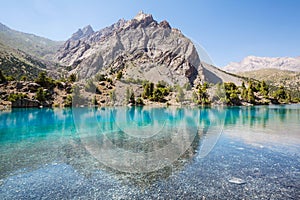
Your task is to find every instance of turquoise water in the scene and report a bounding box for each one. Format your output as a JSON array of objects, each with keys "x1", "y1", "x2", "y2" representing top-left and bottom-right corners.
[{"x1": 0, "y1": 105, "x2": 299, "y2": 199}]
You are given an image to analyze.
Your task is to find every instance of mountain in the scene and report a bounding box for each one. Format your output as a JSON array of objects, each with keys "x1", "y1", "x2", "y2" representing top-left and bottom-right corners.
[
  {"x1": 55, "y1": 11, "x2": 244, "y2": 86},
  {"x1": 0, "y1": 22, "x2": 63, "y2": 60},
  {"x1": 0, "y1": 42, "x2": 48, "y2": 79},
  {"x1": 223, "y1": 55, "x2": 300, "y2": 92},
  {"x1": 223, "y1": 55, "x2": 300, "y2": 73},
  {"x1": 238, "y1": 69, "x2": 300, "y2": 92}
]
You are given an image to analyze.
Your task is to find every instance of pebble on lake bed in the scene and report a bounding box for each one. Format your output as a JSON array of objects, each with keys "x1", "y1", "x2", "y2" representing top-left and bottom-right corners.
[{"x1": 228, "y1": 177, "x2": 246, "y2": 185}]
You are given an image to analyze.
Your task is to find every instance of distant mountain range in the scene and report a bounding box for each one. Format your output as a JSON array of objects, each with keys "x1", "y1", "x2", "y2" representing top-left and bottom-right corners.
[
  {"x1": 224, "y1": 55, "x2": 300, "y2": 72},
  {"x1": 223, "y1": 56, "x2": 300, "y2": 91}
]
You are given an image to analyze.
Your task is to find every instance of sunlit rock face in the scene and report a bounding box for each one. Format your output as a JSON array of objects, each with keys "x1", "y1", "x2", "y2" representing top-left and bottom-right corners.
[{"x1": 55, "y1": 12, "x2": 201, "y2": 86}]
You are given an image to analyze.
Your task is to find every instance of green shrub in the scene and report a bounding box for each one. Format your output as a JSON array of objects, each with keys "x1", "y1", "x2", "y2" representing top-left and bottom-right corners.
[
  {"x1": 35, "y1": 87, "x2": 47, "y2": 102},
  {"x1": 85, "y1": 79, "x2": 97, "y2": 92},
  {"x1": 35, "y1": 72, "x2": 55, "y2": 88},
  {"x1": 8, "y1": 93, "x2": 28, "y2": 102},
  {"x1": 68, "y1": 73, "x2": 77, "y2": 82},
  {"x1": 151, "y1": 88, "x2": 165, "y2": 102},
  {"x1": 116, "y1": 71, "x2": 123, "y2": 80},
  {"x1": 64, "y1": 95, "x2": 73, "y2": 107},
  {"x1": 136, "y1": 97, "x2": 144, "y2": 105},
  {"x1": 110, "y1": 90, "x2": 116, "y2": 103},
  {"x1": 176, "y1": 86, "x2": 184, "y2": 103},
  {"x1": 0, "y1": 70, "x2": 7, "y2": 83}
]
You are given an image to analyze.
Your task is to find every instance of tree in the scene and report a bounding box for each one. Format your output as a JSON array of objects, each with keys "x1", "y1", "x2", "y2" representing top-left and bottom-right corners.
[
  {"x1": 116, "y1": 71, "x2": 123, "y2": 80},
  {"x1": 152, "y1": 88, "x2": 165, "y2": 102},
  {"x1": 110, "y1": 90, "x2": 116, "y2": 103},
  {"x1": 0, "y1": 70, "x2": 7, "y2": 83},
  {"x1": 136, "y1": 97, "x2": 144, "y2": 105},
  {"x1": 129, "y1": 89, "x2": 135, "y2": 104},
  {"x1": 142, "y1": 81, "x2": 155, "y2": 99},
  {"x1": 91, "y1": 96, "x2": 98, "y2": 105},
  {"x1": 36, "y1": 87, "x2": 47, "y2": 102},
  {"x1": 241, "y1": 82, "x2": 247, "y2": 100},
  {"x1": 85, "y1": 79, "x2": 97, "y2": 92},
  {"x1": 20, "y1": 75, "x2": 27, "y2": 81},
  {"x1": 156, "y1": 80, "x2": 167, "y2": 88},
  {"x1": 35, "y1": 72, "x2": 54, "y2": 88},
  {"x1": 198, "y1": 83, "x2": 210, "y2": 105},
  {"x1": 223, "y1": 82, "x2": 240, "y2": 105},
  {"x1": 247, "y1": 88, "x2": 255, "y2": 104},
  {"x1": 274, "y1": 85, "x2": 287, "y2": 101},
  {"x1": 176, "y1": 86, "x2": 185, "y2": 103},
  {"x1": 125, "y1": 87, "x2": 131, "y2": 103},
  {"x1": 259, "y1": 80, "x2": 269, "y2": 97},
  {"x1": 68, "y1": 73, "x2": 77, "y2": 82}
]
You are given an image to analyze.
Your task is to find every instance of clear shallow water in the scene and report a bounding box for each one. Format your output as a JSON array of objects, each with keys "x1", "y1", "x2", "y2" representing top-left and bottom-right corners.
[{"x1": 0, "y1": 105, "x2": 299, "y2": 199}]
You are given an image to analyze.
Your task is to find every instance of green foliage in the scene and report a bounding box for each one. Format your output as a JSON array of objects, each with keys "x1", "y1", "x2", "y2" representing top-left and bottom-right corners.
[
  {"x1": 183, "y1": 82, "x2": 192, "y2": 91},
  {"x1": 64, "y1": 95, "x2": 73, "y2": 107},
  {"x1": 68, "y1": 73, "x2": 77, "y2": 82},
  {"x1": 85, "y1": 79, "x2": 97, "y2": 92},
  {"x1": 35, "y1": 87, "x2": 47, "y2": 102},
  {"x1": 125, "y1": 87, "x2": 131, "y2": 103},
  {"x1": 223, "y1": 82, "x2": 240, "y2": 105},
  {"x1": 247, "y1": 88, "x2": 255, "y2": 104},
  {"x1": 142, "y1": 82, "x2": 154, "y2": 99},
  {"x1": 6, "y1": 76, "x2": 15, "y2": 81},
  {"x1": 109, "y1": 89, "x2": 116, "y2": 103},
  {"x1": 7, "y1": 93, "x2": 28, "y2": 102},
  {"x1": 241, "y1": 82, "x2": 247, "y2": 100},
  {"x1": 151, "y1": 88, "x2": 165, "y2": 102},
  {"x1": 129, "y1": 91, "x2": 135, "y2": 104},
  {"x1": 197, "y1": 83, "x2": 210, "y2": 105},
  {"x1": 259, "y1": 80, "x2": 269, "y2": 97},
  {"x1": 95, "y1": 73, "x2": 106, "y2": 82},
  {"x1": 273, "y1": 85, "x2": 287, "y2": 101},
  {"x1": 72, "y1": 85, "x2": 85, "y2": 105},
  {"x1": 176, "y1": 86, "x2": 185, "y2": 103},
  {"x1": 0, "y1": 70, "x2": 7, "y2": 83},
  {"x1": 124, "y1": 77, "x2": 143, "y2": 84},
  {"x1": 125, "y1": 88, "x2": 135, "y2": 104},
  {"x1": 91, "y1": 96, "x2": 98, "y2": 105},
  {"x1": 156, "y1": 80, "x2": 167, "y2": 88},
  {"x1": 20, "y1": 75, "x2": 27, "y2": 81},
  {"x1": 35, "y1": 72, "x2": 55, "y2": 88},
  {"x1": 136, "y1": 97, "x2": 144, "y2": 105},
  {"x1": 116, "y1": 71, "x2": 123, "y2": 80},
  {"x1": 192, "y1": 91, "x2": 198, "y2": 103}
]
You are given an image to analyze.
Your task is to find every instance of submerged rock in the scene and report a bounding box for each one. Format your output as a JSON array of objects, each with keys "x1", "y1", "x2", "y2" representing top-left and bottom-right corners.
[{"x1": 228, "y1": 177, "x2": 246, "y2": 185}]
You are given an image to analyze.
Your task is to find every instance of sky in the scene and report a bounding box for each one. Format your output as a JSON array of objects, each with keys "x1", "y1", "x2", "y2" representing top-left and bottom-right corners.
[{"x1": 0, "y1": 0, "x2": 299, "y2": 67}]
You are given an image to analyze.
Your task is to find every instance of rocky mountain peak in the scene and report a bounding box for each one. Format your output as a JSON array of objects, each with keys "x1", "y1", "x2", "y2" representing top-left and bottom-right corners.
[
  {"x1": 82, "y1": 25, "x2": 94, "y2": 36},
  {"x1": 71, "y1": 25, "x2": 94, "y2": 41},
  {"x1": 55, "y1": 12, "x2": 204, "y2": 84},
  {"x1": 134, "y1": 11, "x2": 153, "y2": 21}
]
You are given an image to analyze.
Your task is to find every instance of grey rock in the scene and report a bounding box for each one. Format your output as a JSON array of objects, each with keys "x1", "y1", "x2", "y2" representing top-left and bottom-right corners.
[
  {"x1": 12, "y1": 98, "x2": 40, "y2": 108},
  {"x1": 228, "y1": 177, "x2": 246, "y2": 185},
  {"x1": 55, "y1": 12, "x2": 201, "y2": 86}
]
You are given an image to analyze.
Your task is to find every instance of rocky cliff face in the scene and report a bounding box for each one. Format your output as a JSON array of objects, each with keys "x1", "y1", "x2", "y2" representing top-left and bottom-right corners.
[
  {"x1": 224, "y1": 56, "x2": 300, "y2": 73},
  {"x1": 55, "y1": 11, "x2": 201, "y2": 86}
]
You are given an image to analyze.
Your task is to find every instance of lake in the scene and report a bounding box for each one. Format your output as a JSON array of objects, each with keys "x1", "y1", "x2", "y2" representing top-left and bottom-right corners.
[{"x1": 0, "y1": 105, "x2": 299, "y2": 199}]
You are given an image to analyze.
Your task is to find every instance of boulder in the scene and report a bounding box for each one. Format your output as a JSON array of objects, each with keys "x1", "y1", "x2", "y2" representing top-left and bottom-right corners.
[
  {"x1": 12, "y1": 98, "x2": 40, "y2": 108},
  {"x1": 27, "y1": 83, "x2": 41, "y2": 92}
]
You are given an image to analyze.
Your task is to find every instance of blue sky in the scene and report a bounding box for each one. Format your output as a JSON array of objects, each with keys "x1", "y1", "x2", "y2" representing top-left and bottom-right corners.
[{"x1": 0, "y1": 0, "x2": 299, "y2": 66}]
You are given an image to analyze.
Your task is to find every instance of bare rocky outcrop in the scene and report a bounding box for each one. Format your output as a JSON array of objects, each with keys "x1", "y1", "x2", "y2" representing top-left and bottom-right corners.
[
  {"x1": 11, "y1": 98, "x2": 40, "y2": 108},
  {"x1": 55, "y1": 11, "x2": 201, "y2": 86}
]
